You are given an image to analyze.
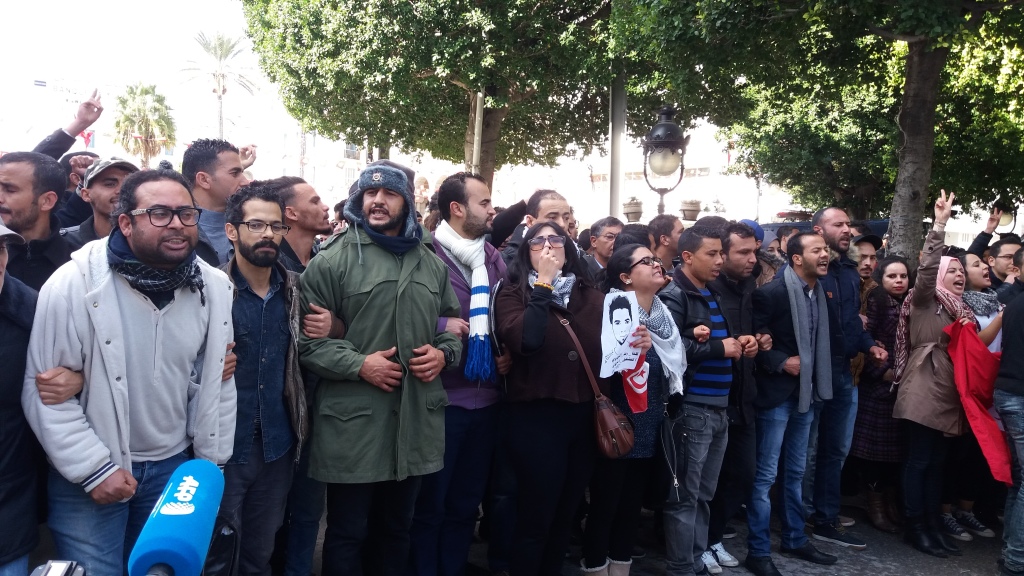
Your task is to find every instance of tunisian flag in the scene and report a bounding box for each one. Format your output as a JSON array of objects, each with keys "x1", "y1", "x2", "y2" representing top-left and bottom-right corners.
[{"x1": 945, "y1": 321, "x2": 1011, "y2": 484}]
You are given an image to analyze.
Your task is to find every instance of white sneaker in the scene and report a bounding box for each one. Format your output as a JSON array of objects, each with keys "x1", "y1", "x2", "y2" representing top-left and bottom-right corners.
[
  {"x1": 701, "y1": 551, "x2": 723, "y2": 574},
  {"x1": 710, "y1": 542, "x2": 740, "y2": 567}
]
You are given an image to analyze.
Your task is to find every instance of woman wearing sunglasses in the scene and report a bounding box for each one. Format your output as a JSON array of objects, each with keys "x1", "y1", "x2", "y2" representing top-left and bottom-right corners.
[
  {"x1": 494, "y1": 222, "x2": 650, "y2": 576},
  {"x1": 582, "y1": 243, "x2": 682, "y2": 576}
]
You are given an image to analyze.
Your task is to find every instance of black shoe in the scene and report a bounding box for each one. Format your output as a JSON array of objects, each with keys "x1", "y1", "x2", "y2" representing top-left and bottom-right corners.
[
  {"x1": 780, "y1": 542, "x2": 838, "y2": 565},
  {"x1": 928, "y1": 528, "x2": 963, "y2": 556},
  {"x1": 722, "y1": 524, "x2": 737, "y2": 539},
  {"x1": 630, "y1": 545, "x2": 646, "y2": 559},
  {"x1": 812, "y1": 521, "x2": 867, "y2": 550},
  {"x1": 744, "y1": 556, "x2": 783, "y2": 576},
  {"x1": 904, "y1": 518, "x2": 947, "y2": 558}
]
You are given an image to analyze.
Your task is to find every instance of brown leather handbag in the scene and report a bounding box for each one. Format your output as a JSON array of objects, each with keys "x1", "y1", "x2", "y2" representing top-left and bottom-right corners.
[{"x1": 554, "y1": 311, "x2": 635, "y2": 458}]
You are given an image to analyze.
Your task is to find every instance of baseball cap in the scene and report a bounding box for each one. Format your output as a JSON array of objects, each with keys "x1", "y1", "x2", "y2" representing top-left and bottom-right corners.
[
  {"x1": 739, "y1": 219, "x2": 765, "y2": 243},
  {"x1": 853, "y1": 234, "x2": 883, "y2": 250},
  {"x1": 82, "y1": 157, "x2": 139, "y2": 189},
  {"x1": 0, "y1": 222, "x2": 25, "y2": 245}
]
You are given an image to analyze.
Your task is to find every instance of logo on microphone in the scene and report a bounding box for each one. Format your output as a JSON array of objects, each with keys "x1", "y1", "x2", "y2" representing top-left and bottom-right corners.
[{"x1": 159, "y1": 474, "x2": 200, "y2": 516}]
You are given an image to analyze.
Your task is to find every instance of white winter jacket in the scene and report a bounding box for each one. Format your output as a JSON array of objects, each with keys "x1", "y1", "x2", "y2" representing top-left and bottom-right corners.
[{"x1": 21, "y1": 238, "x2": 236, "y2": 492}]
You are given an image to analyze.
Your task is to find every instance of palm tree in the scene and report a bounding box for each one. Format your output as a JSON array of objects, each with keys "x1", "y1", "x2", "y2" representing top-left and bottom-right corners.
[
  {"x1": 183, "y1": 33, "x2": 256, "y2": 139},
  {"x1": 114, "y1": 84, "x2": 176, "y2": 169}
]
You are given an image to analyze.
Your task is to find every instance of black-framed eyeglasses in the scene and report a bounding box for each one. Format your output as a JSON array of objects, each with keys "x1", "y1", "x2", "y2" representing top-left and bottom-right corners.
[
  {"x1": 528, "y1": 234, "x2": 567, "y2": 251},
  {"x1": 629, "y1": 256, "x2": 664, "y2": 270},
  {"x1": 233, "y1": 221, "x2": 291, "y2": 235},
  {"x1": 129, "y1": 207, "x2": 202, "y2": 227}
]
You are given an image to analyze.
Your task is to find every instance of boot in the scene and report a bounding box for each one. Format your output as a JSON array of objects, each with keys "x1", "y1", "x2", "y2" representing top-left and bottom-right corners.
[
  {"x1": 580, "y1": 559, "x2": 609, "y2": 576},
  {"x1": 903, "y1": 516, "x2": 947, "y2": 558},
  {"x1": 608, "y1": 558, "x2": 631, "y2": 576},
  {"x1": 883, "y1": 487, "x2": 905, "y2": 527},
  {"x1": 927, "y1": 525, "x2": 963, "y2": 557},
  {"x1": 866, "y1": 491, "x2": 899, "y2": 533}
]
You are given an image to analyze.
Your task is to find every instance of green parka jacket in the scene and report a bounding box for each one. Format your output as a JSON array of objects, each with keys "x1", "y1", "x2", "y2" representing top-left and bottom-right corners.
[{"x1": 298, "y1": 227, "x2": 462, "y2": 483}]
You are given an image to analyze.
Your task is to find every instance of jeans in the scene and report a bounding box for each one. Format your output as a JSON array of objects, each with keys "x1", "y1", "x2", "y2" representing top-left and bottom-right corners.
[
  {"x1": 282, "y1": 438, "x2": 327, "y2": 576},
  {"x1": 408, "y1": 404, "x2": 499, "y2": 576},
  {"x1": 663, "y1": 403, "x2": 729, "y2": 576},
  {"x1": 708, "y1": 419, "x2": 756, "y2": 545},
  {"x1": 505, "y1": 400, "x2": 594, "y2": 576},
  {"x1": 811, "y1": 370, "x2": 855, "y2": 526},
  {"x1": 995, "y1": 389, "x2": 1024, "y2": 571},
  {"x1": 747, "y1": 398, "x2": 815, "y2": 557},
  {"x1": 221, "y1": 437, "x2": 295, "y2": 576},
  {"x1": 0, "y1": 555, "x2": 28, "y2": 576},
  {"x1": 323, "y1": 478, "x2": 422, "y2": 576},
  {"x1": 48, "y1": 451, "x2": 189, "y2": 576},
  {"x1": 902, "y1": 421, "x2": 947, "y2": 521}
]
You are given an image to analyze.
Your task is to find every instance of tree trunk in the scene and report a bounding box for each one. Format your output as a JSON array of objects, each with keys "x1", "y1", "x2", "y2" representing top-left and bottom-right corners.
[
  {"x1": 218, "y1": 94, "x2": 224, "y2": 140},
  {"x1": 463, "y1": 94, "x2": 509, "y2": 190},
  {"x1": 888, "y1": 41, "x2": 950, "y2": 268}
]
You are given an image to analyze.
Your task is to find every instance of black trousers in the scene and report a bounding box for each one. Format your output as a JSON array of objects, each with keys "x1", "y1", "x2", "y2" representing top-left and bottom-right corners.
[
  {"x1": 582, "y1": 456, "x2": 656, "y2": 567},
  {"x1": 902, "y1": 421, "x2": 948, "y2": 521},
  {"x1": 322, "y1": 477, "x2": 422, "y2": 576},
  {"x1": 506, "y1": 400, "x2": 595, "y2": 576},
  {"x1": 707, "y1": 419, "x2": 756, "y2": 545}
]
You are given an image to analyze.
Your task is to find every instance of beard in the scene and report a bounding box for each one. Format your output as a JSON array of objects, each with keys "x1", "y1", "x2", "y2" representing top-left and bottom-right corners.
[
  {"x1": 0, "y1": 202, "x2": 40, "y2": 234},
  {"x1": 131, "y1": 230, "x2": 199, "y2": 269},
  {"x1": 239, "y1": 239, "x2": 280, "y2": 267},
  {"x1": 463, "y1": 212, "x2": 493, "y2": 239},
  {"x1": 366, "y1": 210, "x2": 407, "y2": 235}
]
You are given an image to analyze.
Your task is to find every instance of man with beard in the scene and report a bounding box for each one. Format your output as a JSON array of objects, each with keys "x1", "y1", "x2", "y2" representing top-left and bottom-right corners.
[
  {"x1": 409, "y1": 171, "x2": 511, "y2": 575},
  {"x1": 703, "y1": 222, "x2": 772, "y2": 574},
  {"x1": 21, "y1": 169, "x2": 236, "y2": 576},
  {"x1": 804, "y1": 208, "x2": 887, "y2": 551},
  {"x1": 659, "y1": 226, "x2": 750, "y2": 576},
  {"x1": 298, "y1": 163, "x2": 462, "y2": 575},
  {"x1": 220, "y1": 184, "x2": 308, "y2": 576},
  {"x1": 62, "y1": 157, "x2": 139, "y2": 249},
  {"x1": 0, "y1": 152, "x2": 75, "y2": 290},
  {"x1": 744, "y1": 233, "x2": 838, "y2": 576}
]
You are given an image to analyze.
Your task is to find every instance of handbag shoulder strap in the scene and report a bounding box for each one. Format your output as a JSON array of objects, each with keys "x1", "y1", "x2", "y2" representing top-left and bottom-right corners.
[{"x1": 553, "y1": 310, "x2": 602, "y2": 398}]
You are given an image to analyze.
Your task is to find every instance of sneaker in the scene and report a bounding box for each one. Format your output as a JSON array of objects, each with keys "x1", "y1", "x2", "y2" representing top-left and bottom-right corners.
[
  {"x1": 711, "y1": 542, "x2": 740, "y2": 567},
  {"x1": 630, "y1": 545, "x2": 646, "y2": 559},
  {"x1": 812, "y1": 522, "x2": 868, "y2": 550},
  {"x1": 839, "y1": 515, "x2": 856, "y2": 527},
  {"x1": 955, "y1": 509, "x2": 996, "y2": 538},
  {"x1": 701, "y1": 551, "x2": 723, "y2": 575},
  {"x1": 722, "y1": 524, "x2": 737, "y2": 539},
  {"x1": 941, "y1": 513, "x2": 974, "y2": 542}
]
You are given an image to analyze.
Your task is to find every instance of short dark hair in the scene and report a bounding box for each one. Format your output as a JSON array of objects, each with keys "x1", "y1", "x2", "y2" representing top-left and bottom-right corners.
[
  {"x1": 591, "y1": 216, "x2": 624, "y2": 237},
  {"x1": 601, "y1": 243, "x2": 647, "y2": 292},
  {"x1": 114, "y1": 169, "x2": 195, "y2": 220},
  {"x1": 608, "y1": 294, "x2": 632, "y2": 322},
  {"x1": 678, "y1": 225, "x2": 719, "y2": 255},
  {"x1": 525, "y1": 189, "x2": 565, "y2": 218},
  {"x1": 615, "y1": 223, "x2": 649, "y2": 250},
  {"x1": 872, "y1": 254, "x2": 912, "y2": 285},
  {"x1": 507, "y1": 221, "x2": 590, "y2": 292},
  {"x1": 438, "y1": 172, "x2": 487, "y2": 221},
  {"x1": 578, "y1": 229, "x2": 592, "y2": 252},
  {"x1": 990, "y1": 237, "x2": 1023, "y2": 259},
  {"x1": 721, "y1": 222, "x2": 756, "y2": 253},
  {"x1": 181, "y1": 139, "x2": 239, "y2": 185},
  {"x1": 693, "y1": 215, "x2": 729, "y2": 236},
  {"x1": 249, "y1": 176, "x2": 307, "y2": 206},
  {"x1": 0, "y1": 152, "x2": 67, "y2": 201},
  {"x1": 334, "y1": 200, "x2": 345, "y2": 215},
  {"x1": 849, "y1": 219, "x2": 871, "y2": 235},
  {"x1": 648, "y1": 214, "x2": 680, "y2": 245},
  {"x1": 1014, "y1": 247, "x2": 1024, "y2": 270},
  {"x1": 225, "y1": 183, "x2": 286, "y2": 225},
  {"x1": 786, "y1": 232, "x2": 819, "y2": 265},
  {"x1": 811, "y1": 207, "x2": 846, "y2": 228},
  {"x1": 776, "y1": 225, "x2": 797, "y2": 241}
]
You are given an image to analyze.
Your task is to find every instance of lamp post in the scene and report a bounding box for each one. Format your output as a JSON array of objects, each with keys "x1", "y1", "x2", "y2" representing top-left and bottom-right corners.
[{"x1": 642, "y1": 106, "x2": 689, "y2": 214}]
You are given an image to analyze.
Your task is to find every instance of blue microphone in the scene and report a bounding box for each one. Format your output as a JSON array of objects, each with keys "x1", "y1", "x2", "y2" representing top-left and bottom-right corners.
[{"x1": 128, "y1": 459, "x2": 225, "y2": 576}]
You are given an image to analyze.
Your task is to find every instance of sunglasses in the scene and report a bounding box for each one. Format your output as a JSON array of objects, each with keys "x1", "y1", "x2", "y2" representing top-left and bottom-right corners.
[
  {"x1": 528, "y1": 234, "x2": 567, "y2": 251},
  {"x1": 629, "y1": 256, "x2": 664, "y2": 270}
]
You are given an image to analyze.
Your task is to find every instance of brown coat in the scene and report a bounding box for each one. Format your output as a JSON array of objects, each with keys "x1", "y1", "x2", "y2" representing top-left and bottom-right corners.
[
  {"x1": 893, "y1": 229, "x2": 965, "y2": 436},
  {"x1": 494, "y1": 281, "x2": 612, "y2": 403}
]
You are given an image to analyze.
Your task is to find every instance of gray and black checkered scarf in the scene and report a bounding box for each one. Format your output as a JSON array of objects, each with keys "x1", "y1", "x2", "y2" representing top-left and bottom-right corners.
[{"x1": 107, "y1": 227, "x2": 206, "y2": 306}]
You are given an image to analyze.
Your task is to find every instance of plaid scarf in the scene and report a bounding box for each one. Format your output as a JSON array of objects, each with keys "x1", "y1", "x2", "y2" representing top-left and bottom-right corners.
[
  {"x1": 107, "y1": 228, "x2": 207, "y2": 306},
  {"x1": 894, "y1": 256, "x2": 974, "y2": 384},
  {"x1": 528, "y1": 270, "x2": 576, "y2": 308}
]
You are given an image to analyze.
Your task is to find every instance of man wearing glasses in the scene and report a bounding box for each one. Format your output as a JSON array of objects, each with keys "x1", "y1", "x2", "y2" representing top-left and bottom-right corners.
[
  {"x1": 219, "y1": 184, "x2": 310, "y2": 576},
  {"x1": 584, "y1": 216, "x2": 623, "y2": 277},
  {"x1": 21, "y1": 169, "x2": 237, "y2": 576}
]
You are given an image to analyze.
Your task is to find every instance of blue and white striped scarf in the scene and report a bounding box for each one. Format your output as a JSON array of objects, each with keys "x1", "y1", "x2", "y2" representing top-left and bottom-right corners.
[{"x1": 433, "y1": 220, "x2": 496, "y2": 382}]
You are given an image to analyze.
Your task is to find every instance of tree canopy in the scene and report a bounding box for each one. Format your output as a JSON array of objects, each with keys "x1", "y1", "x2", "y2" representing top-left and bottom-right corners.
[{"x1": 114, "y1": 83, "x2": 176, "y2": 169}]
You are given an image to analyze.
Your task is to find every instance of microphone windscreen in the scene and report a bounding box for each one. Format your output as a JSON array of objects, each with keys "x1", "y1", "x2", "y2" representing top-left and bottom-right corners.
[{"x1": 128, "y1": 459, "x2": 225, "y2": 576}]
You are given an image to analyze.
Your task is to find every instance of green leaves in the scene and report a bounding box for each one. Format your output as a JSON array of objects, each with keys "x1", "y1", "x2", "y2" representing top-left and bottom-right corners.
[{"x1": 114, "y1": 84, "x2": 177, "y2": 169}]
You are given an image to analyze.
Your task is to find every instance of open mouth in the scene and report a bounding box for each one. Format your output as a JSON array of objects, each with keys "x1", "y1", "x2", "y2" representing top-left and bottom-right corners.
[{"x1": 953, "y1": 280, "x2": 965, "y2": 289}]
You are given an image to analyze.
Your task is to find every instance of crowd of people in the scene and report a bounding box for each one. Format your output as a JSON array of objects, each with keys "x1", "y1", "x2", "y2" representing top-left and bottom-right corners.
[{"x1": 1, "y1": 95, "x2": 1023, "y2": 576}]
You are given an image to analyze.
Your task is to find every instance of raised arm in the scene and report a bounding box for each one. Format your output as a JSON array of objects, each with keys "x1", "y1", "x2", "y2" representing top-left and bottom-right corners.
[{"x1": 913, "y1": 190, "x2": 955, "y2": 308}]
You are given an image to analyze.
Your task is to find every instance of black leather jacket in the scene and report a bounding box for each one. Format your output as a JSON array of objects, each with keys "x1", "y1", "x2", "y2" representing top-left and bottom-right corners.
[
  {"x1": 658, "y1": 266, "x2": 731, "y2": 385},
  {"x1": 710, "y1": 272, "x2": 758, "y2": 425}
]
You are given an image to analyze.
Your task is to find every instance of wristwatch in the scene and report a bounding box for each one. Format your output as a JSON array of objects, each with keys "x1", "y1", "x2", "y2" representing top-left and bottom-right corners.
[{"x1": 442, "y1": 347, "x2": 456, "y2": 368}]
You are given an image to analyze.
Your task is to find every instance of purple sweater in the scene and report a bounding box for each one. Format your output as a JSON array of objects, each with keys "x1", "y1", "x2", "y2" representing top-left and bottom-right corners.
[{"x1": 434, "y1": 242, "x2": 508, "y2": 409}]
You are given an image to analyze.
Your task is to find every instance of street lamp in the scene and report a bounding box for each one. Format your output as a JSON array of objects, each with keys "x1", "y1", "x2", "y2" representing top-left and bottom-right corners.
[{"x1": 642, "y1": 106, "x2": 689, "y2": 214}]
